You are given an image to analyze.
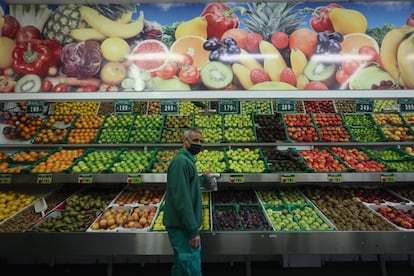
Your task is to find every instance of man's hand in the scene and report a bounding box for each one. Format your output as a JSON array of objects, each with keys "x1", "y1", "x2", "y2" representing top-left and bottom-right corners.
[{"x1": 189, "y1": 235, "x2": 200, "y2": 248}]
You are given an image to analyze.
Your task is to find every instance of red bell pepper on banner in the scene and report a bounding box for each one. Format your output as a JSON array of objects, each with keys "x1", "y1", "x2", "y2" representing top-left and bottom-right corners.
[
  {"x1": 12, "y1": 39, "x2": 61, "y2": 77},
  {"x1": 200, "y1": 3, "x2": 244, "y2": 39},
  {"x1": 308, "y1": 3, "x2": 344, "y2": 33}
]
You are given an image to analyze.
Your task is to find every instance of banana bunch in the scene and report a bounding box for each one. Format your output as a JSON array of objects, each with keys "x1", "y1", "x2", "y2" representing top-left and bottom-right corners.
[
  {"x1": 71, "y1": 5, "x2": 144, "y2": 41},
  {"x1": 380, "y1": 24, "x2": 414, "y2": 88},
  {"x1": 232, "y1": 40, "x2": 307, "y2": 90}
]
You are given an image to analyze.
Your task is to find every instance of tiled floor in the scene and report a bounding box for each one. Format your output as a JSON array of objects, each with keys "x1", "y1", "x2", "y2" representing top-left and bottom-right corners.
[{"x1": 3, "y1": 261, "x2": 414, "y2": 276}]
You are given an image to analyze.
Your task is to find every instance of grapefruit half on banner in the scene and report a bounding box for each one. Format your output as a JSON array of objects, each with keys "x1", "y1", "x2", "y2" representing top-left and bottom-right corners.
[
  {"x1": 131, "y1": 39, "x2": 170, "y2": 72},
  {"x1": 170, "y1": 35, "x2": 210, "y2": 69}
]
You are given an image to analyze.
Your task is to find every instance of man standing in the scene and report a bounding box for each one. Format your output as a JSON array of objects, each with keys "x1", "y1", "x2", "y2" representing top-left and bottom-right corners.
[{"x1": 163, "y1": 127, "x2": 210, "y2": 276}]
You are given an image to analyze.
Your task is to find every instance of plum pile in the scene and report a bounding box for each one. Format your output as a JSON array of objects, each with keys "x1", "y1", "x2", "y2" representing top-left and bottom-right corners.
[
  {"x1": 212, "y1": 189, "x2": 258, "y2": 205},
  {"x1": 212, "y1": 208, "x2": 240, "y2": 231},
  {"x1": 239, "y1": 207, "x2": 272, "y2": 230},
  {"x1": 347, "y1": 187, "x2": 409, "y2": 204},
  {"x1": 254, "y1": 114, "x2": 286, "y2": 142}
]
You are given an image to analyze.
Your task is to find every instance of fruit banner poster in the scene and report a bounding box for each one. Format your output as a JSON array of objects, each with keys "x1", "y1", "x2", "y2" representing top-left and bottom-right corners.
[{"x1": 0, "y1": 1, "x2": 413, "y2": 93}]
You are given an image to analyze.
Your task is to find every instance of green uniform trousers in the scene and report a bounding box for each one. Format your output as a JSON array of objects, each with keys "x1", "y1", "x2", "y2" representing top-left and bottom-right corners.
[{"x1": 167, "y1": 228, "x2": 202, "y2": 276}]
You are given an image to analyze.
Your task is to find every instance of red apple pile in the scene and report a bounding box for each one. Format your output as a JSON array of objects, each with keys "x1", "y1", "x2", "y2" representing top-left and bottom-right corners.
[
  {"x1": 318, "y1": 126, "x2": 351, "y2": 142},
  {"x1": 376, "y1": 205, "x2": 414, "y2": 229},
  {"x1": 299, "y1": 148, "x2": 348, "y2": 172},
  {"x1": 329, "y1": 147, "x2": 386, "y2": 172},
  {"x1": 287, "y1": 126, "x2": 319, "y2": 142},
  {"x1": 312, "y1": 113, "x2": 343, "y2": 126},
  {"x1": 283, "y1": 113, "x2": 313, "y2": 127},
  {"x1": 372, "y1": 113, "x2": 404, "y2": 126}
]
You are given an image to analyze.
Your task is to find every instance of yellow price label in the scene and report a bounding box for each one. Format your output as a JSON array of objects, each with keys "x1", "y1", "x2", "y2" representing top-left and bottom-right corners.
[
  {"x1": 0, "y1": 174, "x2": 12, "y2": 185},
  {"x1": 327, "y1": 174, "x2": 342, "y2": 183},
  {"x1": 380, "y1": 174, "x2": 395, "y2": 183},
  {"x1": 78, "y1": 174, "x2": 93, "y2": 184},
  {"x1": 37, "y1": 174, "x2": 53, "y2": 184},
  {"x1": 127, "y1": 174, "x2": 142, "y2": 184},
  {"x1": 229, "y1": 175, "x2": 244, "y2": 184},
  {"x1": 281, "y1": 174, "x2": 296, "y2": 184}
]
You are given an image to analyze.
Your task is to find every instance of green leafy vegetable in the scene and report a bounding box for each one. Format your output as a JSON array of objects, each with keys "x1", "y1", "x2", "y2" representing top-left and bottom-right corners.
[
  {"x1": 367, "y1": 23, "x2": 396, "y2": 47},
  {"x1": 9, "y1": 4, "x2": 52, "y2": 31}
]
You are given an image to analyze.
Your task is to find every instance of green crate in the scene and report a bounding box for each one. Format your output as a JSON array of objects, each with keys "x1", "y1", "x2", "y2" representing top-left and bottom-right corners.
[
  {"x1": 102, "y1": 114, "x2": 136, "y2": 128},
  {"x1": 199, "y1": 127, "x2": 224, "y2": 143},
  {"x1": 262, "y1": 204, "x2": 301, "y2": 231},
  {"x1": 133, "y1": 114, "x2": 164, "y2": 128},
  {"x1": 31, "y1": 127, "x2": 71, "y2": 144},
  {"x1": 310, "y1": 112, "x2": 344, "y2": 127},
  {"x1": 239, "y1": 204, "x2": 273, "y2": 231},
  {"x1": 193, "y1": 114, "x2": 223, "y2": 128},
  {"x1": 289, "y1": 204, "x2": 336, "y2": 231},
  {"x1": 223, "y1": 127, "x2": 256, "y2": 143},
  {"x1": 128, "y1": 127, "x2": 162, "y2": 143},
  {"x1": 361, "y1": 146, "x2": 412, "y2": 162},
  {"x1": 163, "y1": 114, "x2": 193, "y2": 128},
  {"x1": 340, "y1": 113, "x2": 375, "y2": 127},
  {"x1": 347, "y1": 125, "x2": 387, "y2": 142},
  {"x1": 7, "y1": 148, "x2": 55, "y2": 164},
  {"x1": 223, "y1": 114, "x2": 254, "y2": 128},
  {"x1": 96, "y1": 126, "x2": 131, "y2": 144},
  {"x1": 212, "y1": 204, "x2": 241, "y2": 231},
  {"x1": 381, "y1": 160, "x2": 414, "y2": 172},
  {"x1": 66, "y1": 149, "x2": 120, "y2": 174},
  {"x1": 316, "y1": 126, "x2": 352, "y2": 142}
]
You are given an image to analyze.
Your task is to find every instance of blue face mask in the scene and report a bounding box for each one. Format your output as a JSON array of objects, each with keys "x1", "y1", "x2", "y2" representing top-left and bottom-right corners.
[{"x1": 188, "y1": 143, "x2": 202, "y2": 155}]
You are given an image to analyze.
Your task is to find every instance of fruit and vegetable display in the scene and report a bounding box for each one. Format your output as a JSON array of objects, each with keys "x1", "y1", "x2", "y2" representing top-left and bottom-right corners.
[
  {"x1": 0, "y1": 2, "x2": 413, "y2": 92},
  {"x1": 2, "y1": 184, "x2": 414, "y2": 232}
]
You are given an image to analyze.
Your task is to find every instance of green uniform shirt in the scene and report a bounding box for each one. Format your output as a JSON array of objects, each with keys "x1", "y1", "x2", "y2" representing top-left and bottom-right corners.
[{"x1": 163, "y1": 148, "x2": 208, "y2": 239}]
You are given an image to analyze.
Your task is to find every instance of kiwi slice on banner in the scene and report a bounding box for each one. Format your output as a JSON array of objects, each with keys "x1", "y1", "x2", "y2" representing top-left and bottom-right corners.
[
  {"x1": 304, "y1": 58, "x2": 336, "y2": 86},
  {"x1": 200, "y1": 61, "x2": 233, "y2": 90}
]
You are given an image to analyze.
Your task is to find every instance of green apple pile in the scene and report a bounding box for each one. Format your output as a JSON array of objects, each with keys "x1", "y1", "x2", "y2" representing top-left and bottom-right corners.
[
  {"x1": 227, "y1": 148, "x2": 267, "y2": 174},
  {"x1": 196, "y1": 149, "x2": 227, "y2": 172},
  {"x1": 103, "y1": 114, "x2": 135, "y2": 128},
  {"x1": 256, "y1": 189, "x2": 283, "y2": 205},
  {"x1": 224, "y1": 127, "x2": 255, "y2": 142},
  {"x1": 133, "y1": 115, "x2": 163, "y2": 128},
  {"x1": 223, "y1": 114, "x2": 253, "y2": 127},
  {"x1": 255, "y1": 101, "x2": 273, "y2": 114},
  {"x1": 199, "y1": 128, "x2": 223, "y2": 143},
  {"x1": 155, "y1": 149, "x2": 178, "y2": 161},
  {"x1": 129, "y1": 128, "x2": 160, "y2": 143},
  {"x1": 279, "y1": 189, "x2": 307, "y2": 205},
  {"x1": 98, "y1": 128, "x2": 130, "y2": 143},
  {"x1": 241, "y1": 101, "x2": 256, "y2": 114},
  {"x1": 164, "y1": 115, "x2": 193, "y2": 128},
  {"x1": 151, "y1": 161, "x2": 170, "y2": 173},
  {"x1": 109, "y1": 150, "x2": 154, "y2": 173},
  {"x1": 291, "y1": 205, "x2": 332, "y2": 230},
  {"x1": 348, "y1": 126, "x2": 384, "y2": 142},
  {"x1": 71, "y1": 150, "x2": 119, "y2": 173},
  {"x1": 265, "y1": 207, "x2": 301, "y2": 231},
  {"x1": 194, "y1": 114, "x2": 223, "y2": 128}
]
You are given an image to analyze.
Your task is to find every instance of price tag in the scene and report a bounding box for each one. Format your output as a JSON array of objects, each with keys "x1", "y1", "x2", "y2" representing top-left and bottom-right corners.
[
  {"x1": 219, "y1": 99, "x2": 239, "y2": 114},
  {"x1": 26, "y1": 101, "x2": 45, "y2": 115},
  {"x1": 37, "y1": 174, "x2": 53, "y2": 184},
  {"x1": 127, "y1": 174, "x2": 142, "y2": 184},
  {"x1": 78, "y1": 174, "x2": 93, "y2": 184},
  {"x1": 228, "y1": 174, "x2": 244, "y2": 184},
  {"x1": 327, "y1": 173, "x2": 342, "y2": 183},
  {"x1": 380, "y1": 174, "x2": 395, "y2": 183},
  {"x1": 398, "y1": 99, "x2": 414, "y2": 112},
  {"x1": 0, "y1": 174, "x2": 12, "y2": 185},
  {"x1": 276, "y1": 100, "x2": 295, "y2": 113},
  {"x1": 355, "y1": 99, "x2": 374, "y2": 113},
  {"x1": 280, "y1": 174, "x2": 296, "y2": 184},
  {"x1": 114, "y1": 100, "x2": 133, "y2": 114},
  {"x1": 160, "y1": 100, "x2": 179, "y2": 114}
]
